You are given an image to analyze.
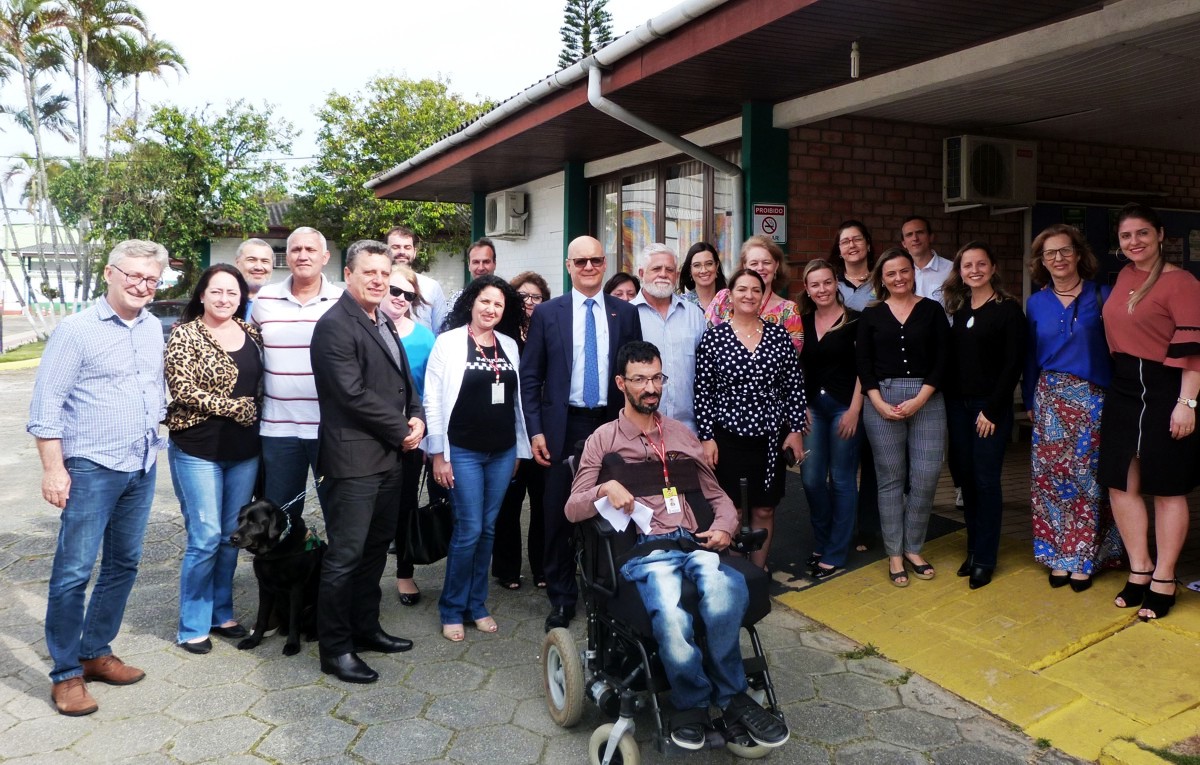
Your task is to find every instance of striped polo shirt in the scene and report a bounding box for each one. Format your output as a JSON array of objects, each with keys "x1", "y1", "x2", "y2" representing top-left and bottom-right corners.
[{"x1": 250, "y1": 275, "x2": 343, "y2": 439}]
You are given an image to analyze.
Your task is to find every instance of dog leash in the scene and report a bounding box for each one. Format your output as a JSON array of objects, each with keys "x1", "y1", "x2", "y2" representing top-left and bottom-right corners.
[{"x1": 275, "y1": 478, "x2": 324, "y2": 543}]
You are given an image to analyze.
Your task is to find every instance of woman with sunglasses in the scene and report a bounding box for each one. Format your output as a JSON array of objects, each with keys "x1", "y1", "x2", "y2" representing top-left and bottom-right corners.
[{"x1": 381, "y1": 263, "x2": 436, "y2": 607}]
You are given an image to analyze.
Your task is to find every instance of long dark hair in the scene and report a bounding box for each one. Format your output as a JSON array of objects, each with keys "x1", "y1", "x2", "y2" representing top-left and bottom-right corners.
[
  {"x1": 828, "y1": 220, "x2": 876, "y2": 277},
  {"x1": 679, "y1": 242, "x2": 727, "y2": 293},
  {"x1": 443, "y1": 274, "x2": 524, "y2": 339},
  {"x1": 182, "y1": 263, "x2": 248, "y2": 323}
]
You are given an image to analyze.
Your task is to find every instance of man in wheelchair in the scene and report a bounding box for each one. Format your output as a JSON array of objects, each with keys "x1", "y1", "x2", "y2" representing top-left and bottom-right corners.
[{"x1": 564, "y1": 341, "x2": 789, "y2": 751}]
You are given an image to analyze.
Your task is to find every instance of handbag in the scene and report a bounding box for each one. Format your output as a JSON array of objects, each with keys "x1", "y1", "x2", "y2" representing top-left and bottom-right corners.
[{"x1": 404, "y1": 467, "x2": 454, "y2": 565}]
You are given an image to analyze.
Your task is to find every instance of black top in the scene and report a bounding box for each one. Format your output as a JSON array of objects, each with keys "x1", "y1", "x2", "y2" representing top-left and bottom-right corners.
[
  {"x1": 449, "y1": 340, "x2": 518, "y2": 452},
  {"x1": 171, "y1": 338, "x2": 263, "y2": 461},
  {"x1": 800, "y1": 310, "x2": 860, "y2": 406},
  {"x1": 947, "y1": 297, "x2": 1026, "y2": 423},
  {"x1": 856, "y1": 297, "x2": 949, "y2": 391}
]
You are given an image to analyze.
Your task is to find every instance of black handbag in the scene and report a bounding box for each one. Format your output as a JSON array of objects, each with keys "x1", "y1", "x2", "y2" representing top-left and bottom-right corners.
[{"x1": 405, "y1": 468, "x2": 454, "y2": 565}]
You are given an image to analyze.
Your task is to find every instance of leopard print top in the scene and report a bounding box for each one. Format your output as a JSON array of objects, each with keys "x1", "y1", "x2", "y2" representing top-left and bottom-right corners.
[{"x1": 164, "y1": 317, "x2": 263, "y2": 432}]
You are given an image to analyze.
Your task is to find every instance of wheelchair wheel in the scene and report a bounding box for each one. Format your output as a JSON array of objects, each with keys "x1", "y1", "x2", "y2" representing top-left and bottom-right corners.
[
  {"x1": 589, "y1": 723, "x2": 640, "y2": 765},
  {"x1": 542, "y1": 627, "x2": 584, "y2": 727},
  {"x1": 726, "y1": 740, "x2": 771, "y2": 759}
]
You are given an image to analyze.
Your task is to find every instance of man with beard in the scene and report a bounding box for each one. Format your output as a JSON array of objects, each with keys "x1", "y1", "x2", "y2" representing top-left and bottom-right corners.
[
  {"x1": 628, "y1": 243, "x2": 705, "y2": 433},
  {"x1": 563, "y1": 341, "x2": 789, "y2": 752}
]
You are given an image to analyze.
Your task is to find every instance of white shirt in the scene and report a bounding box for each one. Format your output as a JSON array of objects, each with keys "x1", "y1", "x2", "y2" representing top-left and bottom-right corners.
[
  {"x1": 913, "y1": 251, "x2": 951, "y2": 306},
  {"x1": 569, "y1": 289, "x2": 610, "y2": 407},
  {"x1": 413, "y1": 273, "x2": 448, "y2": 333},
  {"x1": 629, "y1": 293, "x2": 705, "y2": 433},
  {"x1": 250, "y1": 275, "x2": 343, "y2": 439}
]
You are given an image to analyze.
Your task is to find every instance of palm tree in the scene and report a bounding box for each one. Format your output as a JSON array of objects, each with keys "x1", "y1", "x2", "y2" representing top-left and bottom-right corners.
[{"x1": 122, "y1": 33, "x2": 183, "y2": 127}]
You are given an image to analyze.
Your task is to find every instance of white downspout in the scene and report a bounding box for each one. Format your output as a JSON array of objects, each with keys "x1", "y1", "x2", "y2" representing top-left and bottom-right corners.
[{"x1": 585, "y1": 63, "x2": 744, "y2": 257}]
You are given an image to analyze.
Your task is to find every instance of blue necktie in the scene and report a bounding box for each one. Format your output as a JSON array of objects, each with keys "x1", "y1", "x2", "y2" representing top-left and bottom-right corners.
[{"x1": 583, "y1": 298, "x2": 599, "y2": 408}]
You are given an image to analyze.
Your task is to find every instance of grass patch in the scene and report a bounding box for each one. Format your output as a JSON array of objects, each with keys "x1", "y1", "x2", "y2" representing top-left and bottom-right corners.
[
  {"x1": 1132, "y1": 739, "x2": 1200, "y2": 765},
  {"x1": 885, "y1": 670, "x2": 913, "y2": 686},
  {"x1": 839, "y1": 643, "x2": 882, "y2": 660},
  {"x1": 1035, "y1": 738, "x2": 1052, "y2": 749},
  {"x1": 0, "y1": 340, "x2": 45, "y2": 363}
]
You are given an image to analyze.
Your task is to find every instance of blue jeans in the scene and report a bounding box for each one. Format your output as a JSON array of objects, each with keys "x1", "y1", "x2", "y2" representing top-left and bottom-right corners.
[
  {"x1": 946, "y1": 397, "x2": 1012, "y2": 568},
  {"x1": 800, "y1": 391, "x2": 862, "y2": 567},
  {"x1": 260, "y1": 436, "x2": 326, "y2": 514},
  {"x1": 169, "y1": 445, "x2": 259, "y2": 642},
  {"x1": 45, "y1": 458, "x2": 157, "y2": 683},
  {"x1": 439, "y1": 444, "x2": 516, "y2": 624},
  {"x1": 620, "y1": 529, "x2": 749, "y2": 710}
]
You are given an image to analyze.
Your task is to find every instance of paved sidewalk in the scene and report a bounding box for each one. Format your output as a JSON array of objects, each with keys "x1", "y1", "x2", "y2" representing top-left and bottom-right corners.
[{"x1": 0, "y1": 364, "x2": 1084, "y2": 763}]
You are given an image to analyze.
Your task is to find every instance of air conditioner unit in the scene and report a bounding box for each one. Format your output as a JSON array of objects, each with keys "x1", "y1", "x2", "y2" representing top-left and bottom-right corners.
[
  {"x1": 943, "y1": 136, "x2": 1037, "y2": 206},
  {"x1": 484, "y1": 190, "x2": 527, "y2": 238}
]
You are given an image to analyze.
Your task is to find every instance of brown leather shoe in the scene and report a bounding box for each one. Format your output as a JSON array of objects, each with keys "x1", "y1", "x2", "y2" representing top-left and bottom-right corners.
[
  {"x1": 51, "y1": 677, "x2": 98, "y2": 716},
  {"x1": 81, "y1": 654, "x2": 145, "y2": 685}
]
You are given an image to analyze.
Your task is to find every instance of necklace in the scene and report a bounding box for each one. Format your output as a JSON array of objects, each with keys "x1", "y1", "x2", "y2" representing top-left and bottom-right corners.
[
  {"x1": 731, "y1": 319, "x2": 763, "y2": 339},
  {"x1": 970, "y1": 290, "x2": 996, "y2": 310},
  {"x1": 847, "y1": 272, "x2": 869, "y2": 283},
  {"x1": 1052, "y1": 278, "x2": 1082, "y2": 296}
]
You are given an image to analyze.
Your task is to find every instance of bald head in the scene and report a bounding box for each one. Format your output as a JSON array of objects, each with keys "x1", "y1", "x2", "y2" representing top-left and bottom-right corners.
[{"x1": 565, "y1": 236, "x2": 606, "y2": 296}]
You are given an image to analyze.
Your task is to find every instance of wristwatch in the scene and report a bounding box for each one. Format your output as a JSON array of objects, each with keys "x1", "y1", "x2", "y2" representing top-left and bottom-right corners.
[{"x1": 1178, "y1": 397, "x2": 1198, "y2": 409}]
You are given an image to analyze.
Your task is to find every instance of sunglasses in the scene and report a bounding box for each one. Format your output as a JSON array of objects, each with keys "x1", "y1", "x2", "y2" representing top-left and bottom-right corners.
[
  {"x1": 571, "y1": 257, "x2": 605, "y2": 269},
  {"x1": 389, "y1": 286, "x2": 416, "y2": 300}
]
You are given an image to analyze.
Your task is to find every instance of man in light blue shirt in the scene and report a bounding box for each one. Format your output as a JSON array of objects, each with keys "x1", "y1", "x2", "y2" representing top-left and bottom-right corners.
[
  {"x1": 629, "y1": 243, "x2": 706, "y2": 433},
  {"x1": 28, "y1": 240, "x2": 169, "y2": 716}
]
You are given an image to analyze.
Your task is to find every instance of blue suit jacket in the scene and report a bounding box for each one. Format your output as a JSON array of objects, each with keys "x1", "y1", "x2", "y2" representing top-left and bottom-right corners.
[{"x1": 520, "y1": 292, "x2": 642, "y2": 460}]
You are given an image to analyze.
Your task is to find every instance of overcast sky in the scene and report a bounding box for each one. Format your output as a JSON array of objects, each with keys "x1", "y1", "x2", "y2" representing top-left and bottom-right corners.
[{"x1": 0, "y1": 0, "x2": 680, "y2": 212}]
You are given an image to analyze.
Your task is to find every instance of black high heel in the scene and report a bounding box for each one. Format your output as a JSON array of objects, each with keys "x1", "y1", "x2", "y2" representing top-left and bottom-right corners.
[
  {"x1": 1139, "y1": 578, "x2": 1178, "y2": 621},
  {"x1": 956, "y1": 555, "x2": 974, "y2": 578},
  {"x1": 1048, "y1": 571, "x2": 1070, "y2": 588},
  {"x1": 1114, "y1": 569, "x2": 1153, "y2": 608}
]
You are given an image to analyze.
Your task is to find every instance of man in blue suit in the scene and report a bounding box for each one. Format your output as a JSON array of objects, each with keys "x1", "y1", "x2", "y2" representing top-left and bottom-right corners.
[{"x1": 521, "y1": 235, "x2": 642, "y2": 631}]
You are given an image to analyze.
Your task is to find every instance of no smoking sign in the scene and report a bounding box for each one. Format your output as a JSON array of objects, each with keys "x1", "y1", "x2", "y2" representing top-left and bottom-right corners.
[{"x1": 752, "y1": 204, "x2": 786, "y2": 243}]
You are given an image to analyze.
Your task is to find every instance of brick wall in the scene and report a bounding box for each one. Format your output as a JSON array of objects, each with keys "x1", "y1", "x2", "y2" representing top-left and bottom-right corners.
[{"x1": 786, "y1": 116, "x2": 1200, "y2": 294}]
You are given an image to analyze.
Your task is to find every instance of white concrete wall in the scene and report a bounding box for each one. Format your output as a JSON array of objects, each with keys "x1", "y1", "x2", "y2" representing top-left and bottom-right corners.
[
  {"x1": 209, "y1": 237, "x2": 345, "y2": 284},
  {"x1": 490, "y1": 172, "x2": 568, "y2": 298}
]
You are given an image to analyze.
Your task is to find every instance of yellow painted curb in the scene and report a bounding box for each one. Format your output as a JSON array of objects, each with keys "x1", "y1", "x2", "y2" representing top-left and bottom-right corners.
[
  {"x1": 0, "y1": 357, "x2": 40, "y2": 369},
  {"x1": 1099, "y1": 738, "x2": 1172, "y2": 765}
]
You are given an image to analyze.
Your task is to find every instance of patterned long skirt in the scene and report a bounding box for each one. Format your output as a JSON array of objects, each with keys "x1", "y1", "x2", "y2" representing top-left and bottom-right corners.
[{"x1": 1031, "y1": 371, "x2": 1123, "y2": 573}]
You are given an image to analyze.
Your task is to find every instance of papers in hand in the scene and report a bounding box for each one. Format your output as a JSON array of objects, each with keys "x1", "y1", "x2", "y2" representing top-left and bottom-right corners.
[{"x1": 594, "y1": 496, "x2": 653, "y2": 535}]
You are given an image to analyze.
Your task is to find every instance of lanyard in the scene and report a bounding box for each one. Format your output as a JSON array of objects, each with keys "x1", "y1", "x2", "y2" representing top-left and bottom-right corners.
[
  {"x1": 641, "y1": 417, "x2": 672, "y2": 486},
  {"x1": 467, "y1": 325, "x2": 501, "y2": 383}
]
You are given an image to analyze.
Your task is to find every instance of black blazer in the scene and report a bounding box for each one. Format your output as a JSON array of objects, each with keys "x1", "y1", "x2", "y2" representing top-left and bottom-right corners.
[
  {"x1": 520, "y1": 291, "x2": 642, "y2": 460},
  {"x1": 310, "y1": 292, "x2": 425, "y2": 479}
]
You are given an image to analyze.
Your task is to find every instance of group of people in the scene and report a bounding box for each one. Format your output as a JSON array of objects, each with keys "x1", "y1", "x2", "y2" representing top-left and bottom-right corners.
[{"x1": 27, "y1": 202, "x2": 1200, "y2": 718}]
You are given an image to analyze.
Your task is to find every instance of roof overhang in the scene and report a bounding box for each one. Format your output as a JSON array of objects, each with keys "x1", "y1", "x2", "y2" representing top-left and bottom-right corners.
[{"x1": 374, "y1": 0, "x2": 1200, "y2": 204}]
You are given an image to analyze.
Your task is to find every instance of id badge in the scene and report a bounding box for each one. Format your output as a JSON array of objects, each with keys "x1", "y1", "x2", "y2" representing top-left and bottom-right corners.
[
  {"x1": 663, "y1": 486, "x2": 682, "y2": 514},
  {"x1": 491, "y1": 382, "x2": 505, "y2": 405}
]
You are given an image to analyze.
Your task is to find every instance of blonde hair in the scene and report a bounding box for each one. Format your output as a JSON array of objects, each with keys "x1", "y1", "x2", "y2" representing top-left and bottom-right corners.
[
  {"x1": 739, "y1": 235, "x2": 788, "y2": 292},
  {"x1": 390, "y1": 262, "x2": 426, "y2": 311}
]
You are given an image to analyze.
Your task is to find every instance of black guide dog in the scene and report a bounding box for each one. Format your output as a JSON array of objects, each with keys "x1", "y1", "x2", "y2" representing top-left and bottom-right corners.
[{"x1": 229, "y1": 498, "x2": 325, "y2": 655}]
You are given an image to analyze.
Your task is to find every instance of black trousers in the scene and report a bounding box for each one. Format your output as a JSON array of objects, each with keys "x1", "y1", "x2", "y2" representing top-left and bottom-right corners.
[
  {"x1": 492, "y1": 459, "x2": 547, "y2": 582},
  {"x1": 318, "y1": 461, "x2": 405, "y2": 655},
  {"x1": 542, "y1": 410, "x2": 608, "y2": 609}
]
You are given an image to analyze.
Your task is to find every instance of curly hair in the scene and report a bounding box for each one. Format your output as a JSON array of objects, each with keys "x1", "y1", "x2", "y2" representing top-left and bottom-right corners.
[
  {"x1": 510, "y1": 270, "x2": 551, "y2": 301},
  {"x1": 443, "y1": 274, "x2": 524, "y2": 338},
  {"x1": 182, "y1": 263, "x2": 249, "y2": 323},
  {"x1": 942, "y1": 241, "x2": 1016, "y2": 316}
]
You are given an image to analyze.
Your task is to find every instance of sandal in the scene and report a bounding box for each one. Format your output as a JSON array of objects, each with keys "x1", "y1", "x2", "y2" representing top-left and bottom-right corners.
[
  {"x1": 473, "y1": 616, "x2": 499, "y2": 633},
  {"x1": 496, "y1": 577, "x2": 522, "y2": 590},
  {"x1": 889, "y1": 568, "x2": 909, "y2": 588},
  {"x1": 1115, "y1": 568, "x2": 1154, "y2": 608},
  {"x1": 441, "y1": 624, "x2": 465, "y2": 642},
  {"x1": 904, "y1": 555, "x2": 935, "y2": 580},
  {"x1": 1139, "y1": 578, "x2": 1178, "y2": 621}
]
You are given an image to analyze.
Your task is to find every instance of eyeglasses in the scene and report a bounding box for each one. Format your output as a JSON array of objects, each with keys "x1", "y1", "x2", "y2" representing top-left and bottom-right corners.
[
  {"x1": 110, "y1": 264, "x2": 160, "y2": 289},
  {"x1": 1041, "y1": 246, "x2": 1076, "y2": 262},
  {"x1": 622, "y1": 373, "x2": 669, "y2": 387},
  {"x1": 571, "y1": 257, "x2": 605, "y2": 269},
  {"x1": 519, "y1": 292, "x2": 543, "y2": 303},
  {"x1": 838, "y1": 236, "x2": 865, "y2": 247},
  {"x1": 388, "y1": 286, "x2": 416, "y2": 300}
]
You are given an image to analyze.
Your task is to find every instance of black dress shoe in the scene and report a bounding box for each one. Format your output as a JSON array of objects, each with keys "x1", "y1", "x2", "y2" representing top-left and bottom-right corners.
[
  {"x1": 968, "y1": 565, "x2": 994, "y2": 590},
  {"x1": 398, "y1": 591, "x2": 421, "y2": 607},
  {"x1": 544, "y1": 605, "x2": 576, "y2": 632},
  {"x1": 179, "y1": 638, "x2": 212, "y2": 654},
  {"x1": 319, "y1": 652, "x2": 379, "y2": 683},
  {"x1": 211, "y1": 624, "x2": 248, "y2": 639},
  {"x1": 957, "y1": 555, "x2": 974, "y2": 577},
  {"x1": 353, "y1": 630, "x2": 414, "y2": 653},
  {"x1": 810, "y1": 564, "x2": 842, "y2": 580}
]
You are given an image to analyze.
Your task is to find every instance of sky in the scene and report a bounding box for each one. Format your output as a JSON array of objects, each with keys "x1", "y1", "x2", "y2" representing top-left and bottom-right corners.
[{"x1": 0, "y1": 0, "x2": 681, "y2": 216}]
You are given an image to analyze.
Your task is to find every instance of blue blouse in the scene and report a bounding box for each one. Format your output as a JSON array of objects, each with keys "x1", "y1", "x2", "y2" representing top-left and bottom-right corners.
[
  {"x1": 1022, "y1": 283, "x2": 1112, "y2": 406},
  {"x1": 399, "y1": 323, "x2": 436, "y2": 399},
  {"x1": 838, "y1": 277, "x2": 874, "y2": 312}
]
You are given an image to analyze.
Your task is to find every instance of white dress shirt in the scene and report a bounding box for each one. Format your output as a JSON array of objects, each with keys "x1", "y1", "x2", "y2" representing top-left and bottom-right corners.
[
  {"x1": 913, "y1": 252, "x2": 951, "y2": 306},
  {"x1": 569, "y1": 289, "x2": 610, "y2": 407}
]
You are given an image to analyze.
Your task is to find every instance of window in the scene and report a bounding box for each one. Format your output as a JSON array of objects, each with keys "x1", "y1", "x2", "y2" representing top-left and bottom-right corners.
[
  {"x1": 273, "y1": 248, "x2": 287, "y2": 269},
  {"x1": 591, "y1": 147, "x2": 741, "y2": 278}
]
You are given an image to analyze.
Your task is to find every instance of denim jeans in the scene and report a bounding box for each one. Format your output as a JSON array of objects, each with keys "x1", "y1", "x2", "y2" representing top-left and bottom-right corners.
[
  {"x1": 619, "y1": 529, "x2": 749, "y2": 711},
  {"x1": 800, "y1": 391, "x2": 862, "y2": 567},
  {"x1": 439, "y1": 444, "x2": 517, "y2": 625},
  {"x1": 945, "y1": 397, "x2": 1013, "y2": 568},
  {"x1": 169, "y1": 445, "x2": 260, "y2": 642},
  {"x1": 45, "y1": 458, "x2": 157, "y2": 683},
  {"x1": 260, "y1": 436, "x2": 327, "y2": 515}
]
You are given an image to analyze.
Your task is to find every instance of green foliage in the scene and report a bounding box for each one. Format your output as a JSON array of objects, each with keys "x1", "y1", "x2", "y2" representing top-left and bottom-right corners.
[
  {"x1": 558, "y1": 0, "x2": 614, "y2": 69},
  {"x1": 289, "y1": 76, "x2": 491, "y2": 270},
  {"x1": 0, "y1": 340, "x2": 46, "y2": 363},
  {"x1": 1035, "y1": 738, "x2": 1052, "y2": 749},
  {"x1": 838, "y1": 643, "x2": 882, "y2": 660},
  {"x1": 49, "y1": 100, "x2": 293, "y2": 294}
]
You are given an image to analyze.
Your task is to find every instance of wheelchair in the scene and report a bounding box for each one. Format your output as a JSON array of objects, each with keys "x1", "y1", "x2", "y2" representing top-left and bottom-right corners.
[{"x1": 541, "y1": 474, "x2": 784, "y2": 764}]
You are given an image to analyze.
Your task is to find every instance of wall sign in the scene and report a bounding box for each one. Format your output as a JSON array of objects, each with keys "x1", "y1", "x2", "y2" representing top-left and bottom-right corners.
[{"x1": 752, "y1": 204, "x2": 787, "y2": 244}]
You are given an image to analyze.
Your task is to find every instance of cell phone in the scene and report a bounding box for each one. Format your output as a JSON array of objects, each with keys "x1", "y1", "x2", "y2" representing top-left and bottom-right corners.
[{"x1": 782, "y1": 446, "x2": 797, "y2": 468}]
